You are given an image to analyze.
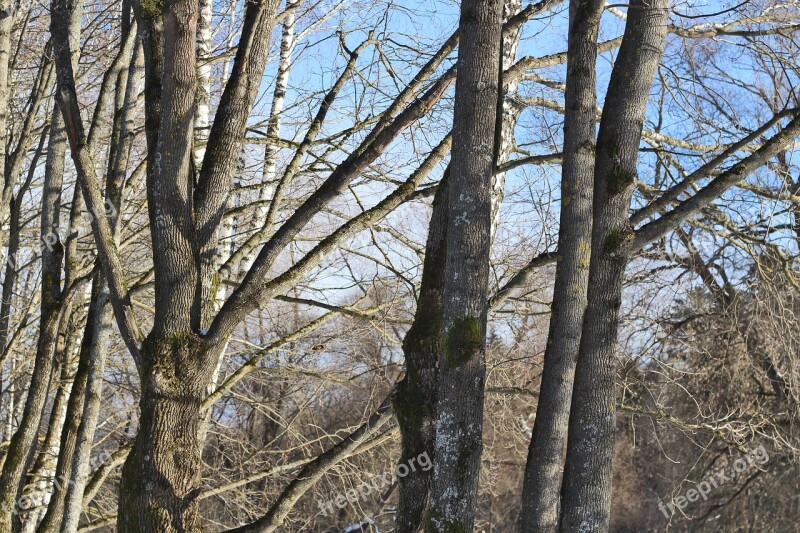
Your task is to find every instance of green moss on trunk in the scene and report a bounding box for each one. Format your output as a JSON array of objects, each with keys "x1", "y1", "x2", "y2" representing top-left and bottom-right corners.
[{"x1": 444, "y1": 316, "x2": 482, "y2": 367}]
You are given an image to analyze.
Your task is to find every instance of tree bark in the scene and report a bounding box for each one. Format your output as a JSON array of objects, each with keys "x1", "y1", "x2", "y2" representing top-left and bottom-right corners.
[
  {"x1": 560, "y1": 2, "x2": 669, "y2": 530},
  {"x1": 0, "y1": 88, "x2": 67, "y2": 533},
  {"x1": 0, "y1": 0, "x2": 14, "y2": 256},
  {"x1": 426, "y1": 0, "x2": 503, "y2": 530},
  {"x1": 520, "y1": 1, "x2": 602, "y2": 530},
  {"x1": 394, "y1": 172, "x2": 449, "y2": 532},
  {"x1": 117, "y1": 336, "x2": 222, "y2": 533},
  {"x1": 394, "y1": 1, "x2": 524, "y2": 529}
]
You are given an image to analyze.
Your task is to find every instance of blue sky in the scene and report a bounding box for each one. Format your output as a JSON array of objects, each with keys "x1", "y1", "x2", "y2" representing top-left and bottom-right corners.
[{"x1": 217, "y1": 0, "x2": 800, "y2": 332}]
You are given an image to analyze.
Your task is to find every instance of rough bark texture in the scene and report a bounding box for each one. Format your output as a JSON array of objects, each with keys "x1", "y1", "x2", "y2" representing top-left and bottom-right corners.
[
  {"x1": 117, "y1": 337, "x2": 220, "y2": 533},
  {"x1": 520, "y1": 1, "x2": 602, "y2": 530},
  {"x1": 0, "y1": 95, "x2": 66, "y2": 533},
  {"x1": 426, "y1": 0, "x2": 503, "y2": 530},
  {"x1": 560, "y1": 1, "x2": 669, "y2": 530},
  {"x1": 143, "y1": 0, "x2": 199, "y2": 337},
  {"x1": 115, "y1": 0, "x2": 274, "y2": 527},
  {"x1": 44, "y1": 0, "x2": 583, "y2": 529},
  {"x1": 393, "y1": 172, "x2": 449, "y2": 533},
  {"x1": 394, "y1": 2, "x2": 523, "y2": 529}
]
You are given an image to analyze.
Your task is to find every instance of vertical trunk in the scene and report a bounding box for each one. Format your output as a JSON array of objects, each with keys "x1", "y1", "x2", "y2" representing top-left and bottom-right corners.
[
  {"x1": 123, "y1": 0, "x2": 202, "y2": 522},
  {"x1": 520, "y1": 1, "x2": 602, "y2": 530},
  {"x1": 0, "y1": 99, "x2": 67, "y2": 532},
  {"x1": 194, "y1": 0, "x2": 212, "y2": 169},
  {"x1": 394, "y1": 1, "x2": 522, "y2": 529},
  {"x1": 117, "y1": 337, "x2": 220, "y2": 533},
  {"x1": 28, "y1": 13, "x2": 132, "y2": 526},
  {"x1": 40, "y1": 81, "x2": 128, "y2": 530},
  {"x1": 227, "y1": 0, "x2": 299, "y2": 317},
  {"x1": 0, "y1": 195, "x2": 22, "y2": 436},
  {"x1": 393, "y1": 172, "x2": 449, "y2": 533},
  {"x1": 0, "y1": 26, "x2": 73, "y2": 518},
  {"x1": 259, "y1": 0, "x2": 298, "y2": 222},
  {"x1": 236, "y1": 0, "x2": 299, "y2": 275},
  {"x1": 560, "y1": 1, "x2": 668, "y2": 530},
  {"x1": 491, "y1": 0, "x2": 522, "y2": 235},
  {"x1": 0, "y1": 1, "x2": 13, "y2": 225},
  {"x1": 426, "y1": 0, "x2": 503, "y2": 530},
  {"x1": 117, "y1": 1, "x2": 208, "y2": 527}
]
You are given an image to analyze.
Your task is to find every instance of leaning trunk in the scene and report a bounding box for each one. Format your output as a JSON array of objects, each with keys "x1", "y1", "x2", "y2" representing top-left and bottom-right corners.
[
  {"x1": 560, "y1": 1, "x2": 669, "y2": 529},
  {"x1": 393, "y1": 172, "x2": 449, "y2": 532},
  {"x1": 520, "y1": 1, "x2": 602, "y2": 530}
]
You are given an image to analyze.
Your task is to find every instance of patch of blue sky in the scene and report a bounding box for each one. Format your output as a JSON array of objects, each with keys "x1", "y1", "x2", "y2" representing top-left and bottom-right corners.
[{"x1": 217, "y1": 0, "x2": 800, "y2": 342}]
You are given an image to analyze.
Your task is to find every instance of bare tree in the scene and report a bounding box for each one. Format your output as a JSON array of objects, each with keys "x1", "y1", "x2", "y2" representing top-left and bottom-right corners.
[{"x1": 521, "y1": 1, "x2": 601, "y2": 529}]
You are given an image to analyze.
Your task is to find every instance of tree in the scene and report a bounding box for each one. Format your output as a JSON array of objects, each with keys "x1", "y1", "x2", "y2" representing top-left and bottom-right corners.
[
  {"x1": 423, "y1": 0, "x2": 503, "y2": 526},
  {"x1": 521, "y1": 1, "x2": 601, "y2": 529},
  {"x1": 0, "y1": 0, "x2": 796, "y2": 531},
  {"x1": 49, "y1": 0, "x2": 457, "y2": 529}
]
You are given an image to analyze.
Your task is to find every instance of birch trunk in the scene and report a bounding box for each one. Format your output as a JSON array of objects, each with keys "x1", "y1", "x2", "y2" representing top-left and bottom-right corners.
[
  {"x1": 237, "y1": 0, "x2": 300, "y2": 276},
  {"x1": 0, "y1": 1, "x2": 14, "y2": 256}
]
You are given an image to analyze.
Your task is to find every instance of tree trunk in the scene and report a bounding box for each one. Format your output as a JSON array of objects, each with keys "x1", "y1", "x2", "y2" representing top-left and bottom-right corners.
[
  {"x1": 560, "y1": 1, "x2": 668, "y2": 530},
  {"x1": 57, "y1": 281, "x2": 111, "y2": 533},
  {"x1": 491, "y1": 0, "x2": 522, "y2": 235},
  {"x1": 520, "y1": 1, "x2": 602, "y2": 530},
  {"x1": 394, "y1": 172, "x2": 449, "y2": 532},
  {"x1": 0, "y1": 49, "x2": 73, "y2": 527},
  {"x1": 19, "y1": 310, "x2": 82, "y2": 533},
  {"x1": 0, "y1": 1, "x2": 14, "y2": 251},
  {"x1": 35, "y1": 281, "x2": 95, "y2": 533},
  {"x1": 394, "y1": 1, "x2": 523, "y2": 529},
  {"x1": 426, "y1": 0, "x2": 503, "y2": 530},
  {"x1": 117, "y1": 336, "x2": 220, "y2": 533}
]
